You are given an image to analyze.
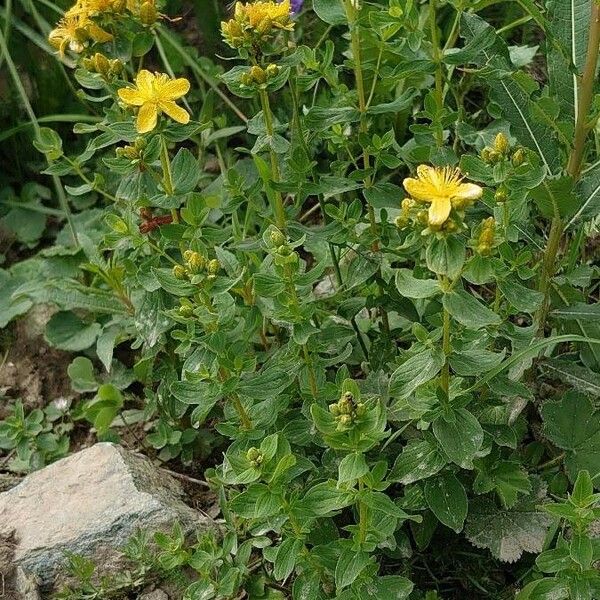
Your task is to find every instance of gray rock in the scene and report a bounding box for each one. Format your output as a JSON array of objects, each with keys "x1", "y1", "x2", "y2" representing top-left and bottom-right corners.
[{"x1": 0, "y1": 443, "x2": 212, "y2": 591}]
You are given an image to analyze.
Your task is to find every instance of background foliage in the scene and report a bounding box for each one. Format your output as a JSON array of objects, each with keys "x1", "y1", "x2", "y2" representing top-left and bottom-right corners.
[{"x1": 1, "y1": 0, "x2": 600, "y2": 598}]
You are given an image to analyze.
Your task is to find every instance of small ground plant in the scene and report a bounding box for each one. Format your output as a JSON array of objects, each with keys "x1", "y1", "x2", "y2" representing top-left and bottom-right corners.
[{"x1": 1, "y1": 0, "x2": 600, "y2": 598}]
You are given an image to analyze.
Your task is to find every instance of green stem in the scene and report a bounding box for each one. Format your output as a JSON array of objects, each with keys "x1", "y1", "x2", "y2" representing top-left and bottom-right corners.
[
  {"x1": 302, "y1": 344, "x2": 318, "y2": 400},
  {"x1": 357, "y1": 479, "x2": 368, "y2": 545},
  {"x1": 567, "y1": 3, "x2": 600, "y2": 180},
  {"x1": 534, "y1": 4, "x2": 600, "y2": 336},
  {"x1": 440, "y1": 303, "x2": 451, "y2": 396},
  {"x1": 159, "y1": 136, "x2": 178, "y2": 223},
  {"x1": 0, "y1": 26, "x2": 78, "y2": 246},
  {"x1": 429, "y1": 0, "x2": 444, "y2": 147},
  {"x1": 259, "y1": 88, "x2": 286, "y2": 231},
  {"x1": 231, "y1": 394, "x2": 252, "y2": 430}
]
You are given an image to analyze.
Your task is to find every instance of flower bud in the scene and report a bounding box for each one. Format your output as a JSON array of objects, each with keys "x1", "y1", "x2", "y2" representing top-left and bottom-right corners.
[
  {"x1": 207, "y1": 259, "x2": 220, "y2": 276},
  {"x1": 246, "y1": 447, "x2": 264, "y2": 467},
  {"x1": 249, "y1": 65, "x2": 266, "y2": 84},
  {"x1": 493, "y1": 132, "x2": 510, "y2": 155},
  {"x1": 265, "y1": 63, "x2": 279, "y2": 78},
  {"x1": 512, "y1": 148, "x2": 526, "y2": 167},
  {"x1": 139, "y1": 1, "x2": 158, "y2": 25},
  {"x1": 495, "y1": 188, "x2": 508, "y2": 203},
  {"x1": 173, "y1": 265, "x2": 187, "y2": 280},
  {"x1": 184, "y1": 250, "x2": 205, "y2": 274},
  {"x1": 179, "y1": 300, "x2": 194, "y2": 317},
  {"x1": 269, "y1": 228, "x2": 286, "y2": 247}
]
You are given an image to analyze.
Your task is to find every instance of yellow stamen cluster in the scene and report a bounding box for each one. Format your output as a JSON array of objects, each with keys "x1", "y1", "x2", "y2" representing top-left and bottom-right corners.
[
  {"x1": 117, "y1": 70, "x2": 191, "y2": 133},
  {"x1": 221, "y1": 1, "x2": 294, "y2": 48},
  {"x1": 402, "y1": 165, "x2": 483, "y2": 228}
]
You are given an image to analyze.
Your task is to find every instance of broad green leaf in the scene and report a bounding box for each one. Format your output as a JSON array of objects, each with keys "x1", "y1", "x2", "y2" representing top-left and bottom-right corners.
[
  {"x1": 360, "y1": 490, "x2": 416, "y2": 520},
  {"x1": 335, "y1": 547, "x2": 371, "y2": 590},
  {"x1": 465, "y1": 478, "x2": 552, "y2": 562},
  {"x1": 540, "y1": 358, "x2": 600, "y2": 397},
  {"x1": 45, "y1": 311, "x2": 101, "y2": 352},
  {"x1": 338, "y1": 452, "x2": 368, "y2": 484},
  {"x1": 171, "y1": 148, "x2": 201, "y2": 195},
  {"x1": 298, "y1": 482, "x2": 354, "y2": 516},
  {"x1": 551, "y1": 302, "x2": 600, "y2": 321},
  {"x1": 355, "y1": 576, "x2": 413, "y2": 599},
  {"x1": 433, "y1": 408, "x2": 484, "y2": 469},
  {"x1": 498, "y1": 279, "x2": 544, "y2": 314},
  {"x1": 152, "y1": 268, "x2": 197, "y2": 296},
  {"x1": 312, "y1": 0, "x2": 346, "y2": 25},
  {"x1": 67, "y1": 356, "x2": 98, "y2": 393},
  {"x1": 474, "y1": 459, "x2": 532, "y2": 508},
  {"x1": 230, "y1": 484, "x2": 281, "y2": 519},
  {"x1": 460, "y1": 14, "x2": 561, "y2": 174},
  {"x1": 425, "y1": 236, "x2": 465, "y2": 279},
  {"x1": 567, "y1": 165, "x2": 600, "y2": 227},
  {"x1": 389, "y1": 439, "x2": 447, "y2": 484},
  {"x1": 424, "y1": 473, "x2": 468, "y2": 532},
  {"x1": 516, "y1": 578, "x2": 569, "y2": 600},
  {"x1": 546, "y1": 0, "x2": 591, "y2": 125},
  {"x1": 443, "y1": 289, "x2": 501, "y2": 329},
  {"x1": 541, "y1": 391, "x2": 600, "y2": 485},
  {"x1": 571, "y1": 470, "x2": 594, "y2": 507},
  {"x1": 449, "y1": 347, "x2": 506, "y2": 376},
  {"x1": 395, "y1": 269, "x2": 441, "y2": 299},
  {"x1": 389, "y1": 348, "x2": 445, "y2": 399},
  {"x1": 273, "y1": 537, "x2": 303, "y2": 581}
]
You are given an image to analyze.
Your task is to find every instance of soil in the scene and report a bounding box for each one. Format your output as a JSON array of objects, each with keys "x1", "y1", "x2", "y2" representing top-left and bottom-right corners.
[{"x1": 0, "y1": 305, "x2": 75, "y2": 416}]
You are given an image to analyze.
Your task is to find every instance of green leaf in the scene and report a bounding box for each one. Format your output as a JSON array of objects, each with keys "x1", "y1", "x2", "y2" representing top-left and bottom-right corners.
[
  {"x1": 171, "y1": 148, "x2": 200, "y2": 195},
  {"x1": 570, "y1": 532, "x2": 593, "y2": 569},
  {"x1": 541, "y1": 391, "x2": 600, "y2": 485},
  {"x1": 425, "y1": 236, "x2": 465, "y2": 279},
  {"x1": 45, "y1": 311, "x2": 102, "y2": 352},
  {"x1": 395, "y1": 269, "x2": 441, "y2": 299},
  {"x1": 355, "y1": 576, "x2": 413, "y2": 599},
  {"x1": 312, "y1": 0, "x2": 346, "y2": 25},
  {"x1": 170, "y1": 381, "x2": 219, "y2": 426},
  {"x1": 449, "y1": 347, "x2": 506, "y2": 376},
  {"x1": 424, "y1": 473, "x2": 468, "y2": 532},
  {"x1": 546, "y1": 0, "x2": 591, "y2": 125},
  {"x1": 152, "y1": 268, "x2": 197, "y2": 296},
  {"x1": 67, "y1": 356, "x2": 98, "y2": 393},
  {"x1": 567, "y1": 165, "x2": 600, "y2": 227},
  {"x1": 361, "y1": 490, "x2": 416, "y2": 520},
  {"x1": 460, "y1": 14, "x2": 561, "y2": 174},
  {"x1": 571, "y1": 470, "x2": 594, "y2": 507},
  {"x1": 498, "y1": 279, "x2": 544, "y2": 314},
  {"x1": 389, "y1": 439, "x2": 447, "y2": 485},
  {"x1": 298, "y1": 482, "x2": 354, "y2": 517},
  {"x1": 33, "y1": 127, "x2": 63, "y2": 160},
  {"x1": 338, "y1": 452, "x2": 369, "y2": 484},
  {"x1": 443, "y1": 289, "x2": 501, "y2": 329},
  {"x1": 474, "y1": 459, "x2": 532, "y2": 508},
  {"x1": 433, "y1": 408, "x2": 484, "y2": 469},
  {"x1": 273, "y1": 537, "x2": 303, "y2": 581},
  {"x1": 516, "y1": 578, "x2": 568, "y2": 600},
  {"x1": 335, "y1": 547, "x2": 371, "y2": 590},
  {"x1": 465, "y1": 478, "x2": 552, "y2": 562},
  {"x1": 389, "y1": 348, "x2": 445, "y2": 400},
  {"x1": 551, "y1": 303, "x2": 600, "y2": 321},
  {"x1": 540, "y1": 359, "x2": 600, "y2": 397},
  {"x1": 230, "y1": 484, "x2": 281, "y2": 519}
]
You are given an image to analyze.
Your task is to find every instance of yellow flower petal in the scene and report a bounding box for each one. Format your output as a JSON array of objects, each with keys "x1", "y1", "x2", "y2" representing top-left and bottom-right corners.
[
  {"x1": 428, "y1": 197, "x2": 452, "y2": 226},
  {"x1": 159, "y1": 100, "x2": 190, "y2": 125},
  {"x1": 118, "y1": 87, "x2": 145, "y2": 106},
  {"x1": 135, "y1": 70, "x2": 155, "y2": 97},
  {"x1": 88, "y1": 23, "x2": 113, "y2": 43},
  {"x1": 403, "y1": 177, "x2": 435, "y2": 202},
  {"x1": 136, "y1": 102, "x2": 158, "y2": 133},
  {"x1": 160, "y1": 78, "x2": 190, "y2": 100},
  {"x1": 454, "y1": 182, "x2": 483, "y2": 201}
]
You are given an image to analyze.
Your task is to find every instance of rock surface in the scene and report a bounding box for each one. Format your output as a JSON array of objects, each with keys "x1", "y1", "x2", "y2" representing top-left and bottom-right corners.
[{"x1": 0, "y1": 443, "x2": 211, "y2": 591}]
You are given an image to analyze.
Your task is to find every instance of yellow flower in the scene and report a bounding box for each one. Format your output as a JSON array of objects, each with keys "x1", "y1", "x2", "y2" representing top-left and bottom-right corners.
[
  {"x1": 48, "y1": 4, "x2": 113, "y2": 57},
  {"x1": 402, "y1": 165, "x2": 483, "y2": 227},
  {"x1": 117, "y1": 70, "x2": 191, "y2": 134},
  {"x1": 221, "y1": 1, "x2": 293, "y2": 47},
  {"x1": 241, "y1": 0, "x2": 293, "y2": 29}
]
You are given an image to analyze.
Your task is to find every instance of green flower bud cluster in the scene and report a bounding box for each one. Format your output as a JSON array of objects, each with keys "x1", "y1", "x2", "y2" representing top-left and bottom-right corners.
[
  {"x1": 246, "y1": 446, "x2": 264, "y2": 467},
  {"x1": 115, "y1": 136, "x2": 146, "y2": 160},
  {"x1": 475, "y1": 217, "x2": 496, "y2": 256},
  {"x1": 240, "y1": 63, "x2": 280, "y2": 87},
  {"x1": 178, "y1": 298, "x2": 195, "y2": 317},
  {"x1": 328, "y1": 391, "x2": 365, "y2": 431},
  {"x1": 481, "y1": 133, "x2": 526, "y2": 167},
  {"x1": 173, "y1": 251, "x2": 220, "y2": 282},
  {"x1": 82, "y1": 52, "x2": 124, "y2": 79}
]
